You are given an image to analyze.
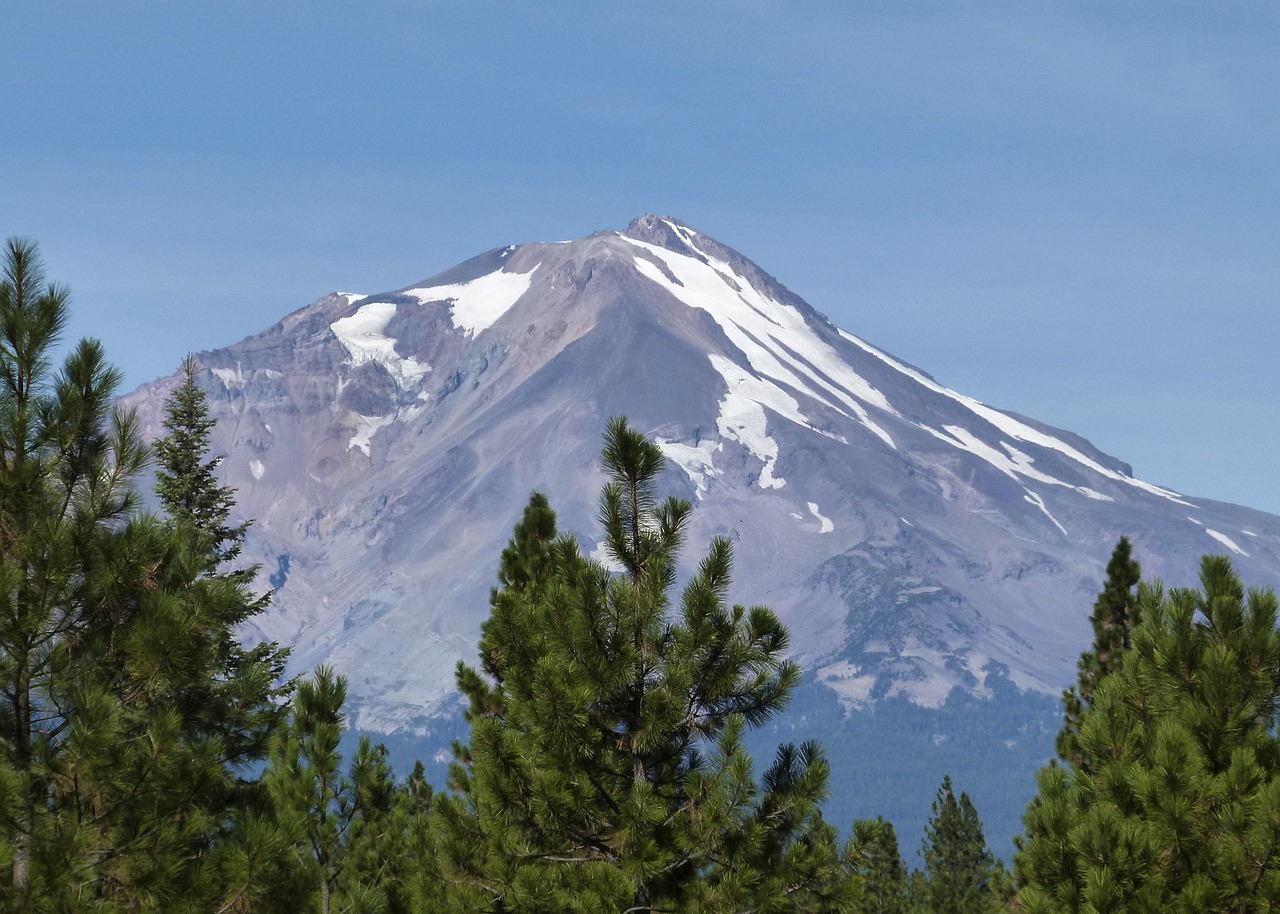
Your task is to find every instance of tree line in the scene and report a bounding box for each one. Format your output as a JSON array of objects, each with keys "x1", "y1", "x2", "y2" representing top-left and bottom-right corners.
[{"x1": 4, "y1": 238, "x2": 1280, "y2": 912}]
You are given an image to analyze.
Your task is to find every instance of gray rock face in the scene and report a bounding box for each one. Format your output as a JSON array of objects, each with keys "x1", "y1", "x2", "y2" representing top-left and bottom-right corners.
[{"x1": 121, "y1": 215, "x2": 1280, "y2": 733}]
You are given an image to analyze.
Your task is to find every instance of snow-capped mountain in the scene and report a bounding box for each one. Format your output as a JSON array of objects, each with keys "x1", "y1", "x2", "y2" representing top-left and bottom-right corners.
[{"x1": 122, "y1": 215, "x2": 1280, "y2": 741}]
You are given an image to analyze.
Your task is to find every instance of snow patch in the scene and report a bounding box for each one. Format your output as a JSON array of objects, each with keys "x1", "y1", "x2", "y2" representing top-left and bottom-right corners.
[
  {"x1": 212, "y1": 365, "x2": 245, "y2": 388},
  {"x1": 807, "y1": 501, "x2": 834, "y2": 534},
  {"x1": 836, "y1": 329, "x2": 1196, "y2": 505},
  {"x1": 1242, "y1": 530, "x2": 1259, "y2": 538},
  {"x1": 932, "y1": 425, "x2": 1069, "y2": 488},
  {"x1": 249, "y1": 459, "x2": 265, "y2": 480},
  {"x1": 1206, "y1": 529, "x2": 1249, "y2": 557},
  {"x1": 817, "y1": 660, "x2": 877, "y2": 709},
  {"x1": 1076, "y1": 487, "x2": 1113, "y2": 501},
  {"x1": 330, "y1": 301, "x2": 431, "y2": 389},
  {"x1": 710, "y1": 356, "x2": 788, "y2": 488},
  {"x1": 1023, "y1": 489, "x2": 1068, "y2": 536},
  {"x1": 623, "y1": 234, "x2": 896, "y2": 447},
  {"x1": 1187, "y1": 516, "x2": 1203, "y2": 526},
  {"x1": 405, "y1": 263, "x2": 540, "y2": 336},
  {"x1": 349, "y1": 414, "x2": 394, "y2": 456},
  {"x1": 655, "y1": 437, "x2": 722, "y2": 498}
]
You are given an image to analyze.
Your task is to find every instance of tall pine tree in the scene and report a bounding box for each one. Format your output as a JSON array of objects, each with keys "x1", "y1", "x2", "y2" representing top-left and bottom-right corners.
[
  {"x1": 1057, "y1": 537, "x2": 1141, "y2": 768},
  {"x1": 432, "y1": 417, "x2": 857, "y2": 913},
  {"x1": 0, "y1": 237, "x2": 152, "y2": 907},
  {"x1": 0, "y1": 240, "x2": 290, "y2": 910},
  {"x1": 917, "y1": 776, "x2": 1005, "y2": 914},
  {"x1": 1019, "y1": 556, "x2": 1280, "y2": 913},
  {"x1": 151, "y1": 354, "x2": 289, "y2": 772}
]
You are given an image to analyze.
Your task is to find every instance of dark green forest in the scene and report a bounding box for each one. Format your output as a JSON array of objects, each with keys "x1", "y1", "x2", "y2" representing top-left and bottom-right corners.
[{"x1": 6, "y1": 238, "x2": 1280, "y2": 912}]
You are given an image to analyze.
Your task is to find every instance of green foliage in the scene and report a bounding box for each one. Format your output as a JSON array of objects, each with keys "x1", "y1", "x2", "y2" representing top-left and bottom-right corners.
[
  {"x1": 155, "y1": 354, "x2": 248, "y2": 566},
  {"x1": 434, "y1": 416, "x2": 858, "y2": 912},
  {"x1": 0, "y1": 237, "x2": 170, "y2": 908},
  {"x1": 916, "y1": 776, "x2": 1006, "y2": 914},
  {"x1": 1018, "y1": 556, "x2": 1280, "y2": 913},
  {"x1": 853, "y1": 817, "x2": 907, "y2": 914},
  {"x1": 0, "y1": 239, "x2": 290, "y2": 911},
  {"x1": 1057, "y1": 536, "x2": 1141, "y2": 768},
  {"x1": 151, "y1": 352, "x2": 290, "y2": 774},
  {"x1": 266, "y1": 667, "x2": 431, "y2": 914}
]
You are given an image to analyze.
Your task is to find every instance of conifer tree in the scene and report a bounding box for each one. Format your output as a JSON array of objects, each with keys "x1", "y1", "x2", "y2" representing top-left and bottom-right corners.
[
  {"x1": 156, "y1": 354, "x2": 248, "y2": 566},
  {"x1": 137, "y1": 351, "x2": 291, "y2": 909},
  {"x1": 267, "y1": 667, "x2": 358, "y2": 914},
  {"x1": 918, "y1": 776, "x2": 1004, "y2": 914},
  {"x1": 0, "y1": 238, "x2": 151, "y2": 906},
  {"x1": 853, "y1": 817, "x2": 907, "y2": 914},
  {"x1": 433, "y1": 417, "x2": 857, "y2": 912},
  {"x1": 1018, "y1": 556, "x2": 1280, "y2": 913},
  {"x1": 1057, "y1": 536, "x2": 1141, "y2": 767},
  {"x1": 266, "y1": 667, "x2": 425, "y2": 914},
  {"x1": 0, "y1": 240, "x2": 290, "y2": 910},
  {"x1": 151, "y1": 354, "x2": 289, "y2": 772}
]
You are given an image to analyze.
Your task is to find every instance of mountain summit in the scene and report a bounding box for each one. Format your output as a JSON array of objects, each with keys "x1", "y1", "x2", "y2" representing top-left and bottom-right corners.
[{"x1": 124, "y1": 215, "x2": 1280, "y2": 736}]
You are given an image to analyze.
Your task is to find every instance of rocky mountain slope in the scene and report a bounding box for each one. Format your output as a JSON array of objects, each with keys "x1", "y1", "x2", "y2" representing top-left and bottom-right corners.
[
  {"x1": 124, "y1": 215, "x2": 1280, "y2": 728},
  {"x1": 122, "y1": 216, "x2": 1280, "y2": 841}
]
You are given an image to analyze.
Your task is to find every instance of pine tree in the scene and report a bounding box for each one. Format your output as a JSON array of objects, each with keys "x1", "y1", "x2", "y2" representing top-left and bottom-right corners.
[
  {"x1": 1057, "y1": 537, "x2": 1141, "y2": 767},
  {"x1": 155, "y1": 354, "x2": 248, "y2": 566},
  {"x1": 0, "y1": 238, "x2": 151, "y2": 906},
  {"x1": 0, "y1": 240, "x2": 291, "y2": 910},
  {"x1": 266, "y1": 667, "x2": 425, "y2": 914},
  {"x1": 853, "y1": 817, "x2": 907, "y2": 914},
  {"x1": 151, "y1": 353, "x2": 289, "y2": 772},
  {"x1": 433, "y1": 417, "x2": 857, "y2": 912},
  {"x1": 918, "y1": 776, "x2": 1003, "y2": 914},
  {"x1": 137, "y1": 351, "x2": 292, "y2": 910},
  {"x1": 1018, "y1": 556, "x2": 1280, "y2": 913}
]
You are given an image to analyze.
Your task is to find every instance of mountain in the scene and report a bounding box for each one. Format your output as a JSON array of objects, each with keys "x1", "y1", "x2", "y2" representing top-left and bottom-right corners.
[{"x1": 120, "y1": 215, "x2": 1280, "y2": 850}]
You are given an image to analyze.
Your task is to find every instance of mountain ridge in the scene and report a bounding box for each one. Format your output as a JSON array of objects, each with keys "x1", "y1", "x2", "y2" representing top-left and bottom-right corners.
[{"x1": 119, "y1": 214, "x2": 1280, "y2": 737}]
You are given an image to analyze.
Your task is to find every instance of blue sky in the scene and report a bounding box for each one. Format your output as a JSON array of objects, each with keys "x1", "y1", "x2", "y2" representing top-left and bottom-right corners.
[{"x1": 3, "y1": 3, "x2": 1278, "y2": 514}]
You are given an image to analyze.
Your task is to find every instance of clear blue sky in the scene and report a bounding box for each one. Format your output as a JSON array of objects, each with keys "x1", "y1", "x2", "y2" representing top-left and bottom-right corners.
[{"x1": 3, "y1": 3, "x2": 1277, "y2": 514}]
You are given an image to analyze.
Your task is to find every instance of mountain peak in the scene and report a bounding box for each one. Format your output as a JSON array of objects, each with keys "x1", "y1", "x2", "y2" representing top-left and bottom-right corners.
[
  {"x1": 120, "y1": 216, "x2": 1280, "y2": 734},
  {"x1": 622, "y1": 213, "x2": 706, "y2": 256}
]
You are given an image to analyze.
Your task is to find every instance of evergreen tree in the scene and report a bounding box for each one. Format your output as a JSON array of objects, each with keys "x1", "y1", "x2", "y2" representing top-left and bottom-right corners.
[
  {"x1": 155, "y1": 354, "x2": 248, "y2": 566},
  {"x1": 151, "y1": 353, "x2": 289, "y2": 773},
  {"x1": 266, "y1": 667, "x2": 425, "y2": 914},
  {"x1": 1018, "y1": 556, "x2": 1280, "y2": 913},
  {"x1": 853, "y1": 817, "x2": 907, "y2": 914},
  {"x1": 0, "y1": 240, "x2": 290, "y2": 910},
  {"x1": 918, "y1": 776, "x2": 1003, "y2": 914},
  {"x1": 0, "y1": 238, "x2": 151, "y2": 906},
  {"x1": 1057, "y1": 536, "x2": 1141, "y2": 767},
  {"x1": 135, "y1": 350, "x2": 291, "y2": 910},
  {"x1": 433, "y1": 417, "x2": 857, "y2": 912}
]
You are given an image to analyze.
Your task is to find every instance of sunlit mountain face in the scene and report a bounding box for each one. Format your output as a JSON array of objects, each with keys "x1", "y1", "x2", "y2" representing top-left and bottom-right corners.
[{"x1": 121, "y1": 214, "x2": 1280, "y2": 850}]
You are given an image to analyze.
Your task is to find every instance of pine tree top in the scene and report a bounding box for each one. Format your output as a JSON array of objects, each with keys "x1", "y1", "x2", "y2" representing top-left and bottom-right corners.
[{"x1": 155, "y1": 354, "x2": 248, "y2": 565}]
